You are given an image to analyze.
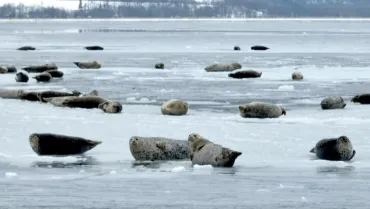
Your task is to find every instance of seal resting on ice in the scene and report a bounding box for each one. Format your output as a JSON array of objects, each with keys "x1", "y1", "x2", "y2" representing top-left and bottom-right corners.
[
  {"x1": 351, "y1": 94, "x2": 370, "y2": 104},
  {"x1": 204, "y1": 63, "x2": 242, "y2": 72},
  {"x1": 84, "y1": 46, "x2": 104, "y2": 51},
  {"x1": 17, "y1": 46, "x2": 36, "y2": 51},
  {"x1": 320, "y1": 96, "x2": 346, "y2": 110},
  {"x1": 74, "y1": 61, "x2": 101, "y2": 69},
  {"x1": 37, "y1": 90, "x2": 82, "y2": 102},
  {"x1": 15, "y1": 72, "x2": 29, "y2": 82},
  {"x1": 238, "y1": 101, "x2": 286, "y2": 118},
  {"x1": 0, "y1": 66, "x2": 8, "y2": 73},
  {"x1": 234, "y1": 46, "x2": 241, "y2": 51},
  {"x1": 129, "y1": 136, "x2": 190, "y2": 161},
  {"x1": 0, "y1": 90, "x2": 24, "y2": 99},
  {"x1": 310, "y1": 136, "x2": 356, "y2": 161},
  {"x1": 161, "y1": 99, "x2": 188, "y2": 116},
  {"x1": 32, "y1": 72, "x2": 52, "y2": 82},
  {"x1": 188, "y1": 133, "x2": 242, "y2": 167},
  {"x1": 228, "y1": 70, "x2": 262, "y2": 79},
  {"x1": 29, "y1": 133, "x2": 102, "y2": 156},
  {"x1": 155, "y1": 63, "x2": 164, "y2": 69},
  {"x1": 251, "y1": 45, "x2": 269, "y2": 51},
  {"x1": 22, "y1": 63, "x2": 58, "y2": 73},
  {"x1": 292, "y1": 72, "x2": 303, "y2": 80},
  {"x1": 46, "y1": 96, "x2": 122, "y2": 113},
  {"x1": 44, "y1": 70, "x2": 64, "y2": 78}
]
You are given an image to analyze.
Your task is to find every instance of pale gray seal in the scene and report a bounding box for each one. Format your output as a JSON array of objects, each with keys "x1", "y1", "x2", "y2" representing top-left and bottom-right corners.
[
  {"x1": 44, "y1": 70, "x2": 64, "y2": 78},
  {"x1": 84, "y1": 46, "x2": 104, "y2": 50},
  {"x1": 204, "y1": 63, "x2": 242, "y2": 72},
  {"x1": 188, "y1": 133, "x2": 242, "y2": 167},
  {"x1": 292, "y1": 72, "x2": 303, "y2": 80},
  {"x1": 351, "y1": 94, "x2": 370, "y2": 104},
  {"x1": 32, "y1": 72, "x2": 52, "y2": 82},
  {"x1": 48, "y1": 96, "x2": 122, "y2": 113},
  {"x1": 0, "y1": 66, "x2": 8, "y2": 73},
  {"x1": 0, "y1": 90, "x2": 24, "y2": 99},
  {"x1": 29, "y1": 133, "x2": 102, "y2": 156},
  {"x1": 234, "y1": 46, "x2": 241, "y2": 51},
  {"x1": 251, "y1": 45, "x2": 269, "y2": 51},
  {"x1": 22, "y1": 63, "x2": 58, "y2": 73},
  {"x1": 161, "y1": 99, "x2": 188, "y2": 116},
  {"x1": 155, "y1": 63, "x2": 164, "y2": 69},
  {"x1": 228, "y1": 70, "x2": 262, "y2": 79},
  {"x1": 129, "y1": 136, "x2": 190, "y2": 161},
  {"x1": 37, "y1": 90, "x2": 82, "y2": 102},
  {"x1": 15, "y1": 72, "x2": 29, "y2": 83},
  {"x1": 17, "y1": 46, "x2": 36, "y2": 51},
  {"x1": 321, "y1": 96, "x2": 346, "y2": 110},
  {"x1": 239, "y1": 101, "x2": 286, "y2": 118},
  {"x1": 310, "y1": 136, "x2": 356, "y2": 161},
  {"x1": 74, "y1": 61, "x2": 101, "y2": 69}
]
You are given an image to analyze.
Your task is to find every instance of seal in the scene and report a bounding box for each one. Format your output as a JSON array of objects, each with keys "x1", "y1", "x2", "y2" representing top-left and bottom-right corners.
[
  {"x1": 238, "y1": 101, "x2": 286, "y2": 118},
  {"x1": 310, "y1": 136, "x2": 356, "y2": 161},
  {"x1": 29, "y1": 133, "x2": 102, "y2": 156},
  {"x1": 204, "y1": 63, "x2": 242, "y2": 72},
  {"x1": 50, "y1": 96, "x2": 122, "y2": 113},
  {"x1": 155, "y1": 63, "x2": 164, "y2": 69},
  {"x1": 18, "y1": 91, "x2": 40, "y2": 102},
  {"x1": 73, "y1": 61, "x2": 101, "y2": 69},
  {"x1": 188, "y1": 133, "x2": 242, "y2": 167},
  {"x1": 43, "y1": 90, "x2": 98, "y2": 106},
  {"x1": 32, "y1": 72, "x2": 52, "y2": 82},
  {"x1": 15, "y1": 72, "x2": 29, "y2": 83},
  {"x1": 22, "y1": 63, "x2": 58, "y2": 73},
  {"x1": 321, "y1": 96, "x2": 346, "y2": 110},
  {"x1": 84, "y1": 46, "x2": 104, "y2": 50},
  {"x1": 292, "y1": 72, "x2": 303, "y2": 80},
  {"x1": 129, "y1": 136, "x2": 190, "y2": 161},
  {"x1": 234, "y1": 46, "x2": 241, "y2": 51},
  {"x1": 0, "y1": 66, "x2": 8, "y2": 74},
  {"x1": 37, "y1": 90, "x2": 82, "y2": 102},
  {"x1": 228, "y1": 70, "x2": 262, "y2": 79},
  {"x1": 251, "y1": 45, "x2": 269, "y2": 51},
  {"x1": 161, "y1": 99, "x2": 188, "y2": 116},
  {"x1": 0, "y1": 90, "x2": 24, "y2": 99},
  {"x1": 44, "y1": 70, "x2": 64, "y2": 78},
  {"x1": 351, "y1": 94, "x2": 370, "y2": 104},
  {"x1": 6, "y1": 66, "x2": 17, "y2": 73},
  {"x1": 17, "y1": 46, "x2": 36, "y2": 51}
]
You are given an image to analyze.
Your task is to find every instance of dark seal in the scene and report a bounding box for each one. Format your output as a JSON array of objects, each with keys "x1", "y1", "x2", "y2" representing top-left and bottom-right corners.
[
  {"x1": 351, "y1": 94, "x2": 370, "y2": 104},
  {"x1": 155, "y1": 63, "x2": 164, "y2": 69},
  {"x1": 310, "y1": 136, "x2": 356, "y2": 161},
  {"x1": 37, "y1": 90, "x2": 82, "y2": 102},
  {"x1": 15, "y1": 72, "x2": 29, "y2": 83},
  {"x1": 5, "y1": 66, "x2": 17, "y2": 73},
  {"x1": 32, "y1": 72, "x2": 52, "y2": 82},
  {"x1": 228, "y1": 70, "x2": 262, "y2": 79},
  {"x1": 84, "y1": 46, "x2": 104, "y2": 51},
  {"x1": 251, "y1": 45, "x2": 269, "y2": 51},
  {"x1": 17, "y1": 46, "x2": 36, "y2": 51},
  {"x1": 29, "y1": 133, "x2": 102, "y2": 156},
  {"x1": 44, "y1": 70, "x2": 64, "y2": 78},
  {"x1": 234, "y1": 46, "x2": 241, "y2": 51}
]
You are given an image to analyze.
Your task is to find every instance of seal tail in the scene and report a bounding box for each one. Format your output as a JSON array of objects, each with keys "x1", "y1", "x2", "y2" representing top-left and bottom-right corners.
[
  {"x1": 73, "y1": 62, "x2": 80, "y2": 67},
  {"x1": 43, "y1": 97, "x2": 54, "y2": 103},
  {"x1": 310, "y1": 147, "x2": 315, "y2": 153}
]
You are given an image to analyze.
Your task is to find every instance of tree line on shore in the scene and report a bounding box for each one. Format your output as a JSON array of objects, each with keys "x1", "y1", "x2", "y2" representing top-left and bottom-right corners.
[{"x1": 0, "y1": 1, "x2": 370, "y2": 18}]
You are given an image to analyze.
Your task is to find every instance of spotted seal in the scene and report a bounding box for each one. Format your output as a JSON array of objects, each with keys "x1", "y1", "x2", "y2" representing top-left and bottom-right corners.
[
  {"x1": 228, "y1": 70, "x2": 262, "y2": 79},
  {"x1": 238, "y1": 101, "x2": 286, "y2": 118},
  {"x1": 204, "y1": 63, "x2": 242, "y2": 72},
  {"x1": 161, "y1": 99, "x2": 188, "y2": 116},
  {"x1": 15, "y1": 72, "x2": 29, "y2": 83},
  {"x1": 129, "y1": 136, "x2": 190, "y2": 161},
  {"x1": 22, "y1": 63, "x2": 58, "y2": 73},
  {"x1": 74, "y1": 61, "x2": 101, "y2": 69},
  {"x1": 188, "y1": 133, "x2": 242, "y2": 167},
  {"x1": 321, "y1": 96, "x2": 346, "y2": 110},
  {"x1": 310, "y1": 136, "x2": 356, "y2": 161},
  {"x1": 351, "y1": 94, "x2": 370, "y2": 104},
  {"x1": 29, "y1": 133, "x2": 102, "y2": 156},
  {"x1": 292, "y1": 72, "x2": 304, "y2": 80}
]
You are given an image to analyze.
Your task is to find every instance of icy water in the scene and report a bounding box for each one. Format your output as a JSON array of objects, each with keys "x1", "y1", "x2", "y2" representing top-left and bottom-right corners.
[{"x1": 1, "y1": 19, "x2": 370, "y2": 208}]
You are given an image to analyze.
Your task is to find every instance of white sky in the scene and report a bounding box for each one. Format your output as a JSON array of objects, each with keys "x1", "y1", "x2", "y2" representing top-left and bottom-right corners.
[{"x1": 0, "y1": 0, "x2": 79, "y2": 10}]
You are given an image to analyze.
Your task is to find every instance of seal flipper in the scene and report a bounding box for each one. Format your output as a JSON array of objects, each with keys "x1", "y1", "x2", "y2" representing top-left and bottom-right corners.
[
  {"x1": 348, "y1": 150, "x2": 356, "y2": 161},
  {"x1": 155, "y1": 142, "x2": 167, "y2": 152},
  {"x1": 310, "y1": 147, "x2": 315, "y2": 153},
  {"x1": 72, "y1": 90, "x2": 82, "y2": 96}
]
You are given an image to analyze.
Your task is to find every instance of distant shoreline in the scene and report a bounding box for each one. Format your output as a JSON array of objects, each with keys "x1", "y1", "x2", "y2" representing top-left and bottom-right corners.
[{"x1": 1, "y1": 18, "x2": 370, "y2": 22}]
